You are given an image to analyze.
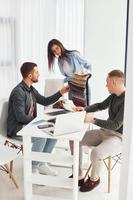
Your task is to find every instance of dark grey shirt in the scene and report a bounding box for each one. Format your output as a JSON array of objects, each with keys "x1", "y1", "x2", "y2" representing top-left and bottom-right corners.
[
  {"x1": 7, "y1": 81, "x2": 62, "y2": 137},
  {"x1": 85, "y1": 92, "x2": 125, "y2": 134}
]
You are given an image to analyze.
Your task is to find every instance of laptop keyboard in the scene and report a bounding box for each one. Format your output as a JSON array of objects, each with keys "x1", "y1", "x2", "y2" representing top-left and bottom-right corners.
[{"x1": 46, "y1": 110, "x2": 70, "y2": 116}]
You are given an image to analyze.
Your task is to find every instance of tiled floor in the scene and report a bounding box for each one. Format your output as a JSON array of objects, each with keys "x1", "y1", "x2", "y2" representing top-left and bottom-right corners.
[{"x1": 0, "y1": 147, "x2": 121, "y2": 200}]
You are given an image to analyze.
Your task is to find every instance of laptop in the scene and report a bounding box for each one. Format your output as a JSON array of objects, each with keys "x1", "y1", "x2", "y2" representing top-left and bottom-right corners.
[{"x1": 43, "y1": 111, "x2": 86, "y2": 136}]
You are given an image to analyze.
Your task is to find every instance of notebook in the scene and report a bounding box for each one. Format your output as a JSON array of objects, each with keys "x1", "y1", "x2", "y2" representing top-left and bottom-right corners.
[{"x1": 43, "y1": 111, "x2": 86, "y2": 136}]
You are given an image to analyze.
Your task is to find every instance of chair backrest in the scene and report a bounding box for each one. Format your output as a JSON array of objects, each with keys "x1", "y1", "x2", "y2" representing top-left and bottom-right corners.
[
  {"x1": 0, "y1": 99, "x2": 8, "y2": 135},
  {"x1": 0, "y1": 143, "x2": 19, "y2": 188},
  {"x1": 44, "y1": 78, "x2": 64, "y2": 97}
]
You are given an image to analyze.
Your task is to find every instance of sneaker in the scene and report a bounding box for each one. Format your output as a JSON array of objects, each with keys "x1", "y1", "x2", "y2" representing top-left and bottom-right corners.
[
  {"x1": 80, "y1": 177, "x2": 100, "y2": 192},
  {"x1": 32, "y1": 167, "x2": 39, "y2": 174},
  {"x1": 38, "y1": 163, "x2": 58, "y2": 176}
]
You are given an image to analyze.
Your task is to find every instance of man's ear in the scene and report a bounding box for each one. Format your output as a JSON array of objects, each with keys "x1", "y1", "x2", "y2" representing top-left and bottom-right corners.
[{"x1": 28, "y1": 73, "x2": 32, "y2": 79}]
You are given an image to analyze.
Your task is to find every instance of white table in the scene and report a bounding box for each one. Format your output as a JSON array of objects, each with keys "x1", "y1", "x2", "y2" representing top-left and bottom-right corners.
[{"x1": 17, "y1": 112, "x2": 88, "y2": 200}]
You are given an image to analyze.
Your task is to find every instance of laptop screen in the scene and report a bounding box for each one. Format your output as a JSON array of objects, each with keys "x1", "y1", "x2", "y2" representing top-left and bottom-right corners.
[
  {"x1": 40, "y1": 111, "x2": 86, "y2": 136},
  {"x1": 53, "y1": 111, "x2": 86, "y2": 135}
]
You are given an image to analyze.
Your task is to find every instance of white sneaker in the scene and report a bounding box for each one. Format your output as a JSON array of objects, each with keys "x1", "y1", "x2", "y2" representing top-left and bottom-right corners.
[
  {"x1": 32, "y1": 167, "x2": 39, "y2": 174},
  {"x1": 38, "y1": 163, "x2": 58, "y2": 176}
]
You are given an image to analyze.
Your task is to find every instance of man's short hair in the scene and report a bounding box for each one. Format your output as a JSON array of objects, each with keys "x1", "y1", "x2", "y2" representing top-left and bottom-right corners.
[
  {"x1": 20, "y1": 62, "x2": 37, "y2": 78},
  {"x1": 108, "y1": 70, "x2": 125, "y2": 80}
]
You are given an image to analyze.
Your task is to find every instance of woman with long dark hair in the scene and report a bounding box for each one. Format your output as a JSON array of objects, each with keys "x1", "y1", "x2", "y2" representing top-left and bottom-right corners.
[
  {"x1": 47, "y1": 39, "x2": 92, "y2": 105},
  {"x1": 48, "y1": 39, "x2": 92, "y2": 80}
]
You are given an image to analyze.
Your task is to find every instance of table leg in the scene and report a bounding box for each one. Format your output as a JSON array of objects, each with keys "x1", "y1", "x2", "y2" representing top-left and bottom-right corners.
[
  {"x1": 23, "y1": 135, "x2": 32, "y2": 200},
  {"x1": 73, "y1": 140, "x2": 79, "y2": 200}
]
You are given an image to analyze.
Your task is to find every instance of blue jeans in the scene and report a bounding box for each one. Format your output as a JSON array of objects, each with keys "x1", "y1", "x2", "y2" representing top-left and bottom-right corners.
[
  {"x1": 11, "y1": 135, "x2": 57, "y2": 168},
  {"x1": 32, "y1": 137, "x2": 57, "y2": 168}
]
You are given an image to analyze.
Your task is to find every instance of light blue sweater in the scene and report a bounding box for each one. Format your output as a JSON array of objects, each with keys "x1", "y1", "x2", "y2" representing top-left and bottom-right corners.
[{"x1": 58, "y1": 51, "x2": 92, "y2": 82}]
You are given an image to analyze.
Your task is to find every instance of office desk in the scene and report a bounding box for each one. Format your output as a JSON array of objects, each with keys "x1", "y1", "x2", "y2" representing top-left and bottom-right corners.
[{"x1": 17, "y1": 112, "x2": 88, "y2": 200}]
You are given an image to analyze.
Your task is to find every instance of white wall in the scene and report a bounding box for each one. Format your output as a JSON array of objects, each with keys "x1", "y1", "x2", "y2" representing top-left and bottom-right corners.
[{"x1": 84, "y1": 0, "x2": 127, "y2": 105}]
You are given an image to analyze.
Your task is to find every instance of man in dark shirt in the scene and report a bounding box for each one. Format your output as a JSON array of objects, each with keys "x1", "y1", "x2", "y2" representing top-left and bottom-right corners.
[
  {"x1": 70, "y1": 69, "x2": 125, "y2": 192},
  {"x1": 7, "y1": 62, "x2": 69, "y2": 175}
]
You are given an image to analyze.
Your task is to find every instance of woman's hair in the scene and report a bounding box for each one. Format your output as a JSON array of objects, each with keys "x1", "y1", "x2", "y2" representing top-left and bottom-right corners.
[
  {"x1": 20, "y1": 62, "x2": 37, "y2": 78},
  {"x1": 47, "y1": 39, "x2": 74, "y2": 71}
]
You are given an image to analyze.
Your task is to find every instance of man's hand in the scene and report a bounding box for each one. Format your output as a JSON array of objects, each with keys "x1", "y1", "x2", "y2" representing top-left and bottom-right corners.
[
  {"x1": 84, "y1": 114, "x2": 94, "y2": 123},
  {"x1": 72, "y1": 106, "x2": 85, "y2": 112},
  {"x1": 60, "y1": 85, "x2": 70, "y2": 95}
]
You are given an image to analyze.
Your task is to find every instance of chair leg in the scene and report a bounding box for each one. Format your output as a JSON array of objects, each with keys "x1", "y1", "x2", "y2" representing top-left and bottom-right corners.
[
  {"x1": 84, "y1": 163, "x2": 92, "y2": 180},
  {"x1": 108, "y1": 156, "x2": 111, "y2": 193},
  {"x1": 4, "y1": 164, "x2": 19, "y2": 189},
  {"x1": 21, "y1": 144, "x2": 23, "y2": 154},
  {"x1": 9, "y1": 160, "x2": 13, "y2": 178}
]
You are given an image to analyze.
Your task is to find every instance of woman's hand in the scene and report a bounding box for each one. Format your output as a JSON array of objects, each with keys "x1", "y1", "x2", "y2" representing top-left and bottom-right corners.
[
  {"x1": 72, "y1": 106, "x2": 84, "y2": 112},
  {"x1": 60, "y1": 85, "x2": 70, "y2": 95}
]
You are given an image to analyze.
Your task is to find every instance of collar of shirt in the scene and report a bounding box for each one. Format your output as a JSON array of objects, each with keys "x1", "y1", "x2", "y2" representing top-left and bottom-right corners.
[{"x1": 21, "y1": 80, "x2": 33, "y2": 92}]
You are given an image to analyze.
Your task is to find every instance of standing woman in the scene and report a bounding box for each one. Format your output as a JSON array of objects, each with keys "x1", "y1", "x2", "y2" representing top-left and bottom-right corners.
[{"x1": 47, "y1": 39, "x2": 92, "y2": 105}]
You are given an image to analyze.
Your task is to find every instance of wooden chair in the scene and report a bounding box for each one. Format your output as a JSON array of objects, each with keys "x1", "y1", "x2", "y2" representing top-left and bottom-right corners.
[
  {"x1": 83, "y1": 152, "x2": 122, "y2": 193},
  {"x1": 0, "y1": 98, "x2": 23, "y2": 151},
  {"x1": 0, "y1": 99, "x2": 23, "y2": 181},
  {"x1": 44, "y1": 78, "x2": 64, "y2": 97},
  {"x1": 0, "y1": 144, "x2": 19, "y2": 188}
]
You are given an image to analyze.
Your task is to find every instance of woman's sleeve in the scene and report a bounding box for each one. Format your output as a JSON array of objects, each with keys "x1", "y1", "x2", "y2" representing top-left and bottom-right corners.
[{"x1": 73, "y1": 52, "x2": 92, "y2": 74}]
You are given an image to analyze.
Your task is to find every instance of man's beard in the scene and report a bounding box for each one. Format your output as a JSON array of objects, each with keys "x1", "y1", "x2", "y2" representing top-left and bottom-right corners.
[{"x1": 32, "y1": 78, "x2": 38, "y2": 83}]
